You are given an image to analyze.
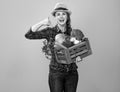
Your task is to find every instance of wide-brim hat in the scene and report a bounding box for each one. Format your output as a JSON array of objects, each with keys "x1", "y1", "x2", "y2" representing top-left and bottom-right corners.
[{"x1": 51, "y1": 3, "x2": 72, "y2": 16}]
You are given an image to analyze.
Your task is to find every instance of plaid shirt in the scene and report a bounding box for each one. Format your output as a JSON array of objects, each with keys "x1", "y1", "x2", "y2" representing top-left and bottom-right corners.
[{"x1": 25, "y1": 25, "x2": 84, "y2": 72}]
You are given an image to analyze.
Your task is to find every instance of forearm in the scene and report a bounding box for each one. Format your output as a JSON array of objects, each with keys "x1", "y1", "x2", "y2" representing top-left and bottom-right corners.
[
  {"x1": 31, "y1": 22, "x2": 45, "y2": 32},
  {"x1": 25, "y1": 26, "x2": 50, "y2": 40},
  {"x1": 32, "y1": 17, "x2": 52, "y2": 32},
  {"x1": 25, "y1": 28, "x2": 39, "y2": 39}
]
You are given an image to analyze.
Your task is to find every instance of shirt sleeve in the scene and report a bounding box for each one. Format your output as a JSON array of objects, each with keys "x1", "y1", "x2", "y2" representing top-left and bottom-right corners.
[{"x1": 25, "y1": 27, "x2": 51, "y2": 40}]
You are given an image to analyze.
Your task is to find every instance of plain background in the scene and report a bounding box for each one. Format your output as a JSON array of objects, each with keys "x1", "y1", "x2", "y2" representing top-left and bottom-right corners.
[{"x1": 0, "y1": 0, "x2": 120, "y2": 92}]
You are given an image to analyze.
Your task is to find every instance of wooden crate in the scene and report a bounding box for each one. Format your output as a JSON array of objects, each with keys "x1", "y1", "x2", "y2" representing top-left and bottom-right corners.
[{"x1": 54, "y1": 38, "x2": 92, "y2": 64}]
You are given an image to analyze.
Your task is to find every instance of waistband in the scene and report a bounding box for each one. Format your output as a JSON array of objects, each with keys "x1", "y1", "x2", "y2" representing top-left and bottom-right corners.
[{"x1": 49, "y1": 63, "x2": 78, "y2": 72}]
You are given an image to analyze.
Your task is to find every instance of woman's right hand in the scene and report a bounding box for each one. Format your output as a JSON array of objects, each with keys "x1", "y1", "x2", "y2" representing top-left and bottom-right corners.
[
  {"x1": 31, "y1": 17, "x2": 52, "y2": 32},
  {"x1": 40, "y1": 17, "x2": 52, "y2": 26}
]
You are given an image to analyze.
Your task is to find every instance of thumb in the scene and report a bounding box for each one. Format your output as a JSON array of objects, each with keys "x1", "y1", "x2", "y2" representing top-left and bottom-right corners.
[{"x1": 47, "y1": 17, "x2": 52, "y2": 26}]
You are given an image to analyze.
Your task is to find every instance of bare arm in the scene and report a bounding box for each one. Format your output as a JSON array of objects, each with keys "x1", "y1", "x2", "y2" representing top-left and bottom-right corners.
[
  {"x1": 31, "y1": 17, "x2": 52, "y2": 32},
  {"x1": 25, "y1": 18, "x2": 52, "y2": 40}
]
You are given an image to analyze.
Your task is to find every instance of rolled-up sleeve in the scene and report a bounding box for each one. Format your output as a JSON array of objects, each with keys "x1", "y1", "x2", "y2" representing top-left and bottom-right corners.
[{"x1": 25, "y1": 27, "x2": 51, "y2": 40}]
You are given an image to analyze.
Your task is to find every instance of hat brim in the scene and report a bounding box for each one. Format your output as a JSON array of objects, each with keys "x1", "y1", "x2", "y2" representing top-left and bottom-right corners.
[{"x1": 51, "y1": 10, "x2": 71, "y2": 16}]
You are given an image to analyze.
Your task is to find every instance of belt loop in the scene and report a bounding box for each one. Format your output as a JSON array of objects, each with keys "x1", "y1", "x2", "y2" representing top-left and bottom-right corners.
[
  {"x1": 64, "y1": 64, "x2": 69, "y2": 72},
  {"x1": 66, "y1": 67, "x2": 69, "y2": 72}
]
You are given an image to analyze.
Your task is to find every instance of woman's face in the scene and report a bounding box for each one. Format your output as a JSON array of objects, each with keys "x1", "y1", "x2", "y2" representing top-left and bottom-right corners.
[{"x1": 55, "y1": 11, "x2": 67, "y2": 26}]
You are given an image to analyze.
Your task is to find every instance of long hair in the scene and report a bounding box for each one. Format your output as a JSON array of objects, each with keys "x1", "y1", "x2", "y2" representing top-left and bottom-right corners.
[
  {"x1": 42, "y1": 12, "x2": 72, "y2": 60},
  {"x1": 64, "y1": 13, "x2": 72, "y2": 36}
]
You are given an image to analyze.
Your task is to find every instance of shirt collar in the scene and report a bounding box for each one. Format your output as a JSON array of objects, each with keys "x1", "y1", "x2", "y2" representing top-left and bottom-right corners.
[
  {"x1": 55, "y1": 25, "x2": 61, "y2": 32},
  {"x1": 55, "y1": 25, "x2": 67, "y2": 34}
]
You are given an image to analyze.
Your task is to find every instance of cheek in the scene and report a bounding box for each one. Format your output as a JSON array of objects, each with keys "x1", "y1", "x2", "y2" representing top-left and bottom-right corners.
[
  {"x1": 64, "y1": 15, "x2": 67, "y2": 21},
  {"x1": 55, "y1": 17, "x2": 59, "y2": 22},
  {"x1": 56, "y1": 15, "x2": 60, "y2": 20},
  {"x1": 64, "y1": 18, "x2": 67, "y2": 23}
]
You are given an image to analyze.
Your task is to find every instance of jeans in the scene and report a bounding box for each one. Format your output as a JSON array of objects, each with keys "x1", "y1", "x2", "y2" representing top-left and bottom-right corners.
[{"x1": 48, "y1": 69, "x2": 79, "y2": 92}]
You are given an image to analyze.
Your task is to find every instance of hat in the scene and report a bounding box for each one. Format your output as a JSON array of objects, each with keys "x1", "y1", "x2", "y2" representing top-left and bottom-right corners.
[{"x1": 51, "y1": 3, "x2": 71, "y2": 16}]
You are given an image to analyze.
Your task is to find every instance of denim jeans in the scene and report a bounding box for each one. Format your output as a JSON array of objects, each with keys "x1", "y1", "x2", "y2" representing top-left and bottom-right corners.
[{"x1": 48, "y1": 69, "x2": 79, "y2": 92}]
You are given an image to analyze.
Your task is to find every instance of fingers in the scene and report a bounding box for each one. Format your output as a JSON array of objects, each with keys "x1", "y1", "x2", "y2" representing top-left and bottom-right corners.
[{"x1": 76, "y1": 56, "x2": 82, "y2": 63}]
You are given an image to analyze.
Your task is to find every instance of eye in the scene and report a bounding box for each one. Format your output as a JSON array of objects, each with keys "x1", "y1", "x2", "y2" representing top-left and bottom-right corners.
[
  {"x1": 56, "y1": 12, "x2": 60, "y2": 16},
  {"x1": 62, "y1": 12, "x2": 66, "y2": 15}
]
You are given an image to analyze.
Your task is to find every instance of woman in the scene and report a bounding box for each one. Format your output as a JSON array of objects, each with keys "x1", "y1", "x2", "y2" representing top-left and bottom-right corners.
[{"x1": 25, "y1": 3, "x2": 84, "y2": 92}]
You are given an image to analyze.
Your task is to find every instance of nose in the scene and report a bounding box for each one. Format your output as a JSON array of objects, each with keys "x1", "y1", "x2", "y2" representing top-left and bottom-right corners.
[
  {"x1": 59, "y1": 15, "x2": 63, "y2": 18},
  {"x1": 59, "y1": 13, "x2": 64, "y2": 17}
]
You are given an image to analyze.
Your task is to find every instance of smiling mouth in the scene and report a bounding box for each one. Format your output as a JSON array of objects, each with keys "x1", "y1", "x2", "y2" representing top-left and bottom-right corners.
[{"x1": 59, "y1": 19, "x2": 64, "y2": 22}]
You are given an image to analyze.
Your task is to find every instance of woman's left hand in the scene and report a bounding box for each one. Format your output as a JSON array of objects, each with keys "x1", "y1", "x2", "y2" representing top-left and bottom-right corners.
[{"x1": 75, "y1": 56, "x2": 82, "y2": 63}]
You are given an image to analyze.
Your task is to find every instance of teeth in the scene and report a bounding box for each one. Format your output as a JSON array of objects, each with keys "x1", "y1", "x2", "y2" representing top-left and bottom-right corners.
[{"x1": 59, "y1": 20, "x2": 64, "y2": 22}]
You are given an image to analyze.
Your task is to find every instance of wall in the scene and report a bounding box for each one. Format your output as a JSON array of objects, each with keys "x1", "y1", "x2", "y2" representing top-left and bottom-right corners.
[{"x1": 0, "y1": 0, "x2": 120, "y2": 92}]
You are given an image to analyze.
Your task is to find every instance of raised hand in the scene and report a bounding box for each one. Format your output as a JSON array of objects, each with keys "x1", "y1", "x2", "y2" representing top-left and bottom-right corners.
[
  {"x1": 40, "y1": 17, "x2": 52, "y2": 26},
  {"x1": 31, "y1": 17, "x2": 52, "y2": 32}
]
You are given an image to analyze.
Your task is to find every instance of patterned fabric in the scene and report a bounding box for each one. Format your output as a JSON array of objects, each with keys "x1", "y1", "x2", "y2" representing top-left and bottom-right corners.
[
  {"x1": 42, "y1": 39, "x2": 52, "y2": 60},
  {"x1": 25, "y1": 25, "x2": 84, "y2": 72}
]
